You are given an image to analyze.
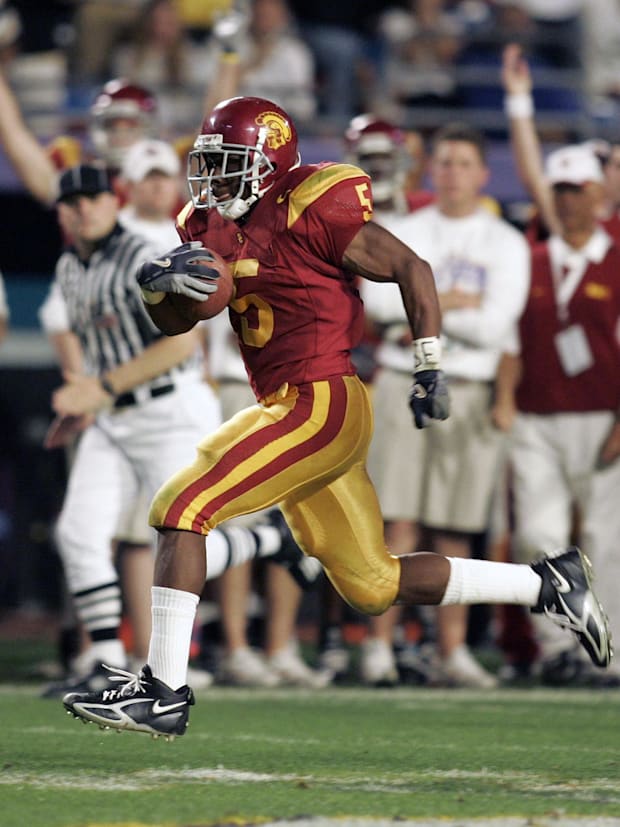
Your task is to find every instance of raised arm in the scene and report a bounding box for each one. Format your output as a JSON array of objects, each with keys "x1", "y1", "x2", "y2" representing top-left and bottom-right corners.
[
  {"x1": 0, "y1": 67, "x2": 59, "y2": 205},
  {"x1": 501, "y1": 43, "x2": 560, "y2": 236}
]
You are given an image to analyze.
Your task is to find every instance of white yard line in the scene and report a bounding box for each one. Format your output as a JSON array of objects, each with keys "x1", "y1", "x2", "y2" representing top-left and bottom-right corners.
[{"x1": 2, "y1": 763, "x2": 619, "y2": 803}]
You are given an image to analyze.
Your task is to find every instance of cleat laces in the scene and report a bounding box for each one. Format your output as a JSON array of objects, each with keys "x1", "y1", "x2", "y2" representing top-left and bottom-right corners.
[{"x1": 98, "y1": 665, "x2": 148, "y2": 702}]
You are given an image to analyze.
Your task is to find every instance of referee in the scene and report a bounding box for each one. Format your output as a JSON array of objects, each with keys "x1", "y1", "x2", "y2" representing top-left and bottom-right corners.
[{"x1": 46, "y1": 163, "x2": 304, "y2": 693}]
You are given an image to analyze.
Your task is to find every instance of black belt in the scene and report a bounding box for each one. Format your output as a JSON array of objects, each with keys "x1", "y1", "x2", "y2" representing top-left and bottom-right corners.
[{"x1": 114, "y1": 383, "x2": 175, "y2": 409}]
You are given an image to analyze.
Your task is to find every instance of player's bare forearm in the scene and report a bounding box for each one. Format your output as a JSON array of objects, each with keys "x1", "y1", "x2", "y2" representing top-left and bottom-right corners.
[
  {"x1": 143, "y1": 295, "x2": 197, "y2": 336},
  {"x1": 343, "y1": 220, "x2": 442, "y2": 340}
]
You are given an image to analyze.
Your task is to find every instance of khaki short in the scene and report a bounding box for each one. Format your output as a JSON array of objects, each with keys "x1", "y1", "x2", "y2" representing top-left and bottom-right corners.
[
  {"x1": 419, "y1": 380, "x2": 506, "y2": 533},
  {"x1": 366, "y1": 368, "x2": 426, "y2": 522}
]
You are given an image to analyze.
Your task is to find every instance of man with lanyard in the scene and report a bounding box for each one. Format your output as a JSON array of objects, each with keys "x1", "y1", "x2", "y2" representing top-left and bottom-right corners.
[{"x1": 493, "y1": 145, "x2": 620, "y2": 686}]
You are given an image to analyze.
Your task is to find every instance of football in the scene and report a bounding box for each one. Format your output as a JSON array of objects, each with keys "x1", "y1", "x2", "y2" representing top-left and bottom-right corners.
[{"x1": 168, "y1": 249, "x2": 234, "y2": 322}]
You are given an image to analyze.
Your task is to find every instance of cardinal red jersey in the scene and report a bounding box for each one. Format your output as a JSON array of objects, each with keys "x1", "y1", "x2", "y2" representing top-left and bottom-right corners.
[
  {"x1": 517, "y1": 240, "x2": 620, "y2": 413},
  {"x1": 600, "y1": 211, "x2": 620, "y2": 245},
  {"x1": 177, "y1": 162, "x2": 373, "y2": 399}
]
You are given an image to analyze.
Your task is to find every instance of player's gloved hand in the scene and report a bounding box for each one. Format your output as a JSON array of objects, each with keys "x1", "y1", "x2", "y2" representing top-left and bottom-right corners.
[
  {"x1": 409, "y1": 369, "x2": 450, "y2": 429},
  {"x1": 137, "y1": 241, "x2": 221, "y2": 302}
]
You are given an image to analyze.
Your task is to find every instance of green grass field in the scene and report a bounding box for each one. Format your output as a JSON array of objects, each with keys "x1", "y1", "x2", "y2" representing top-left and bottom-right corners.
[{"x1": 2, "y1": 682, "x2": 619, "y2": 827}]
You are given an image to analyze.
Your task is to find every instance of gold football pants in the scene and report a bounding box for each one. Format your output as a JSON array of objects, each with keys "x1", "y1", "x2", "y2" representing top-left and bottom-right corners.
[{"x1": 150, "y1": 374, "x2": 400, "y2": 614}]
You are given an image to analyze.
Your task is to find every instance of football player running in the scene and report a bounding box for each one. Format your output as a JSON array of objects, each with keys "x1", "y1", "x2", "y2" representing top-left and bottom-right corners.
[{"x1": 64, "y1": 96, "x2": 612, "y2": 740}]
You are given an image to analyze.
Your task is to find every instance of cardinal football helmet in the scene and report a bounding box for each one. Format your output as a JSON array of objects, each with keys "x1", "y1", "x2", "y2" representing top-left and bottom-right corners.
[
  {"x1": 90, "y1": 79, "x2": 157, "y2": 169},
  {"x1": 188, "y1": 96, "x2": 301, "y2": 220},
  {"x1": 344, "y1": 115, "x2": 410, "y2": 206}
]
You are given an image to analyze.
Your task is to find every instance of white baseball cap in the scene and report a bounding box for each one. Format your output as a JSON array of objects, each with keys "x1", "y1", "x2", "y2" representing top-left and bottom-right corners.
[
  {"x1": 545, "y1": 145, "x2": 604, "y2": 186},
  {"x1": 121, "y1": 138, "x2": 180, "y2": 182}
]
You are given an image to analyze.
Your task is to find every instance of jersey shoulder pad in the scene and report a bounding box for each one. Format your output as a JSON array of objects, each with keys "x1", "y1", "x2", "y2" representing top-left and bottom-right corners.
[{"x1": 285, "y1": 163, "x2": 372, "y2": 229}]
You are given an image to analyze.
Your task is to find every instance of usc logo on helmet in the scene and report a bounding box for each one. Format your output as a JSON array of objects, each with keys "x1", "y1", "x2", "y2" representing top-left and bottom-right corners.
[{"x1": 255, "y1": 111, "x2": 292, "y2": 150}]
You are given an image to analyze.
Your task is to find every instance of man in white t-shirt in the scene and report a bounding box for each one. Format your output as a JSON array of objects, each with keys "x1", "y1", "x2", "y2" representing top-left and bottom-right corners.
[{"x1": 364, "y1": 123, "x2": 530, "y2": 687}]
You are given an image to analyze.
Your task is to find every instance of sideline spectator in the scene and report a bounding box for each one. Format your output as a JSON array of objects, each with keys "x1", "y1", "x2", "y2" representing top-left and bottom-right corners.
[
  {"x1": 379, "y1": 0, "x2": 465, "y2": 114},
  {"x1": 233, "y1": 0, "x2": 316, "y2": 123},
  {"x1": 38, "y1": 138, "x2": 187, "y2": 687},
  {"x1": 387, "y1": 121, "x2": 530, "y2": 687},
  {"x1": 581, "y1": 1, "x2": 620, "y2": 128},
  {"x1": 347, "y1": 115, "x2": 428, "y2": 686},
  {"x1": 500, "y1": 43, "x2": 620, "y2": 244},
  {"x1": 71, "y1": 0, "x2": 145, "y2": 82},
  {"x1": 110, "y1": 0, "x2": 214, "y2": 135},
  {"x1": 288, "y1": 0, "x2": 385, "y2": 128},
  {"x1": 493, "y1": 144, "x2": 620, "y2": 686}
]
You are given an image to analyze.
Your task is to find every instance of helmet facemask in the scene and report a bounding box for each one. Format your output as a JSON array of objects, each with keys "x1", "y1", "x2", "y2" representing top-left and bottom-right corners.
[{"x1": 188, "y1": 130, "x2": 276, "y2": 220}]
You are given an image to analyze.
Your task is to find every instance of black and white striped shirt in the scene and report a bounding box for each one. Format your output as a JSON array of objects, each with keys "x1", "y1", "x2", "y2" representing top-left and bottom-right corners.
[{"x1": 53, "y1": 224, "x2": 199, "y2": 385}]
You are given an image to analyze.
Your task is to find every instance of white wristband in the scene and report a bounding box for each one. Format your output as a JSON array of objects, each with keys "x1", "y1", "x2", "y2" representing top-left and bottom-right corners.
[
  {"x1": 140, "y1": 288, "x2": 166, "y2": 306},
  {"x1": 504, "y1": 92, "x2": 534, "y2": 119},
  {"x1": 413, "y1": 336, "x2": 442, "y2": 372}
]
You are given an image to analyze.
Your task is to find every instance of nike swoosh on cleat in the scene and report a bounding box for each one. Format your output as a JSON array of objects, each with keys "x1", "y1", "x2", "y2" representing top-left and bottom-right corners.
[
  {"x1": 152, "y1": 699, "x2": 188, "y2": 714},
  {"x1": 546, "y1": 561, "x2": 571, "y2": 594},
  {"x1": 152, "y1": 257, "x2": 172, "y2": 268}
]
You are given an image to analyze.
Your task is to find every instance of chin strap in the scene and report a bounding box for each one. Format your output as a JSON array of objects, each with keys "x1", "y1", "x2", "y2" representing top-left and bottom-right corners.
[{"x1": 218, "y1": 194, "x2": 257, "y2": 221}]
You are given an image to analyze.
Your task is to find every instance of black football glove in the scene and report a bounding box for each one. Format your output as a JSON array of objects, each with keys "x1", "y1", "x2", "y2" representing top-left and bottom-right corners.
[
  {"x1": 409, "y1": 369, "x2": 450, "y2": 429},
  {"x1": 137, "y1": 241, "x2": 221, "y2": 302}
]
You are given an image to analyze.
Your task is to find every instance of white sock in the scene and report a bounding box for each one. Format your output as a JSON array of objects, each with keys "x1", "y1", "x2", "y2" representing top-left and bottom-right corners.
[
  {"x1": 440, "y1": 557, "x2": 542, "y2": 607},
  {"x1": 148, "y1": 586, "x2": 199, "y2": 689},
  {"x1": 72, "y1": 640, "x2": 126, "y2": 674}
]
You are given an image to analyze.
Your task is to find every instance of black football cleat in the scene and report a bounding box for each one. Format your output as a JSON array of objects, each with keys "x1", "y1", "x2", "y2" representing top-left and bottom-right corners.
[
  {"x1": 63, "y1": 664, "x2": 194, "y2": 740},
  {"x1": 531, "y1": 546, "x2": 612, "y2": 669}
]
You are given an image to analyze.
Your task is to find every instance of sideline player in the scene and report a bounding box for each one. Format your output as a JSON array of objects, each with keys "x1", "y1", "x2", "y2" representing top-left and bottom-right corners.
[{"x1": 64, "y1": 97, "x2": 612, "y2": 739}]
